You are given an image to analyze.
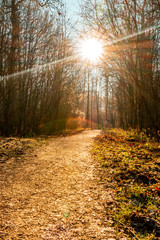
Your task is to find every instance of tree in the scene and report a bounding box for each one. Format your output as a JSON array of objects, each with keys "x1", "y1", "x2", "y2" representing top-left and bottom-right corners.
[
  {"x1": 0, "y1": 0, "x2": 78, "y2": 135},
  {"x1": 80, "y1": 0, "x2": 160, "y2": 133}
]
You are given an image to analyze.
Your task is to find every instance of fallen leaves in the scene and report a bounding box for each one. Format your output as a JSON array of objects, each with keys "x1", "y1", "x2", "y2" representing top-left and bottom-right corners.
[
  {"x1": 1, "y1": 130, "x2": 119, "y2": 239},
  {"x1": 0, "y1": 137, "x2": 45, "y2": 164},
  {"x1": 0, "y1": 129, "x2": 84, "y2": 165},
  {"x1": 92, "y1": 128, "x2": 160, "y2": 239}
]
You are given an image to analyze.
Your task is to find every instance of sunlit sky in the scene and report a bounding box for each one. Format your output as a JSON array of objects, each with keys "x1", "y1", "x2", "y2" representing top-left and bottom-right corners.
[{"x1": 64, "y1": 0, "x2": 80, "y2": 18}]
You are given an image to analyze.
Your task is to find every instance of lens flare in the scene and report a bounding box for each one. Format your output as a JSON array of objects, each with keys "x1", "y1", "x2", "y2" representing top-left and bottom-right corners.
[{"x1": 80, "y1": 38, "x2": 103, "y2": 63}]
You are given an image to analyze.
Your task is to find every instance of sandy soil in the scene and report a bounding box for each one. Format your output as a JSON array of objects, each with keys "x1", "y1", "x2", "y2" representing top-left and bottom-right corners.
[{"x1": 0, "y1": 130, "x2": 119, "y2": 239}]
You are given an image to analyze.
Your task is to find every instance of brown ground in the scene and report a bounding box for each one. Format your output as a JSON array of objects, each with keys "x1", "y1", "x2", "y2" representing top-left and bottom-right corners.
[{"x1": 0, "y1": 130, "x2": 122, "y2": 240}]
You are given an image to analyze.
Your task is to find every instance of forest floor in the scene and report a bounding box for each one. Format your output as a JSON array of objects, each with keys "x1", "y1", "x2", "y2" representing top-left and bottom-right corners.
[
  {"x1": 93, "y1": 129, "x2": 160, "y2": 240},
  {"x1": 0, "y1": 130, "x2": 126, "y2": 240}
]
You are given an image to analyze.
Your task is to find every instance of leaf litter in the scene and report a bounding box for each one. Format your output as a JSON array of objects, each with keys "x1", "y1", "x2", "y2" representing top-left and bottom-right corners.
[
  {"x1": 92, "y1": 128, "x2": 160, "y2": 240},
  {"x1": 0, "y1": 130, "x2": 126, "y2": 239}
]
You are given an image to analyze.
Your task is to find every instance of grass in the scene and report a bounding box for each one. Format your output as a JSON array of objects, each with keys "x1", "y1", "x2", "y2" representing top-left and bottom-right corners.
[{"x1": 92, "y1": 128, "x2": 160, "y2": 239}]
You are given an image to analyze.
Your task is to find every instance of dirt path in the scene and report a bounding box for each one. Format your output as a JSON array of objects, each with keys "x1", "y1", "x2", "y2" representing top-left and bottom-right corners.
[{"x1": 0, "y1": 130, "x2": 118, "y2": 240}]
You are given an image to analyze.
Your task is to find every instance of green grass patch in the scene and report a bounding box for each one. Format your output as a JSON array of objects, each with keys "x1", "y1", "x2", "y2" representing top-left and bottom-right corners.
[{"x1": 92, "y1": 128, "x2": 160, "y2": 239}]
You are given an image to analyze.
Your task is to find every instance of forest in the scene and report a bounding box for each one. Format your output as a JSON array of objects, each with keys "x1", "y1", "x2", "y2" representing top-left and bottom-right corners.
[
  {"x1": 0, "y1": 1, "x2": 160, "y2": 239},
  {"x1": 0, "y1": 0, "x2": 159, "y2": 137}
]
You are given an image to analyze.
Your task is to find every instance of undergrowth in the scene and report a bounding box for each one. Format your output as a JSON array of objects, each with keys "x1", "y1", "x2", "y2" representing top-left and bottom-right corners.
[{"x1": 92, "y1": 128, "x2": 160, "y2": 239}]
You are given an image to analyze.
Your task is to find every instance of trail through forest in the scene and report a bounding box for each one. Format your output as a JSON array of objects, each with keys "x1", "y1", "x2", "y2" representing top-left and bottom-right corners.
[{"x1": 0, "y1": 130, "x2": 120, "y2": 240}]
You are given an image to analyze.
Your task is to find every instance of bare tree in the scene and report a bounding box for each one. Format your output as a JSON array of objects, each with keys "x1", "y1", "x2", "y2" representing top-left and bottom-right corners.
[
  {"x1": 0, "y1": 0, "x2": 79, "y2": 136},
  {"x1": 80, "y1": 0, "x2": 160, "y2": 134}
]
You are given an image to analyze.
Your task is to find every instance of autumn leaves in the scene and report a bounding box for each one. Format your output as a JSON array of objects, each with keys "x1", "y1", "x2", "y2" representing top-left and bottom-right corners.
[{"x1": 93, "y1": 129, "x2": 160, "y2": 239}]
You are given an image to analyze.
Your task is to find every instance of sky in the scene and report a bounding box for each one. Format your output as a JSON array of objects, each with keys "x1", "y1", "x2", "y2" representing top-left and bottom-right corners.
[
  {"x1": 64, "y1": 0, "x2": 80, "y2": 20},
  {"x1": 63, "y1": 0, "x2": 83, "y2": 36}
]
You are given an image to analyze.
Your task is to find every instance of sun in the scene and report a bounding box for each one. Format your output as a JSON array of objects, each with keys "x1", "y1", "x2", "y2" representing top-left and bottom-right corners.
[{"x1": 80, "y1": 38, "x2": 103, "y2": 63}]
